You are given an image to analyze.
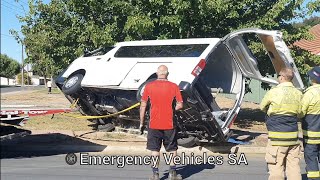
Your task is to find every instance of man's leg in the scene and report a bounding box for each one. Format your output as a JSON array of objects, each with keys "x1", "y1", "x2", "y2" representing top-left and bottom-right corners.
[
  {"x1": 168, "y1": 150, "x2": 177, "y2": 166},
  {"x1": 265, "y1": 141, "x2": 286, "y2": 180},
  {"x1": 164, "y1": 129, "x2": 181, "y2": 180},
  {"x1": 286, "y1": 144, "x2": 302, "y2": 180},
  {"x1": 147, "y1": 129, "x2": 162, "y2": 180},
  {"x1": 151, "y1": 151, "x2": 160, "y2": 175},
  {"x1": 304, "y1": 143, "x2": 320, "y2": 180}
]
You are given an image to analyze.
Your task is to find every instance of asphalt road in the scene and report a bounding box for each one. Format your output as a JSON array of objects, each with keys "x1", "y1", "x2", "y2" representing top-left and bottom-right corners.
[
  {"x1": 0, "y1": 85, "x2": 45, "y2": 94},
  {"x1": 1, "y1": 152, "x2": 309, "y2": 180}
]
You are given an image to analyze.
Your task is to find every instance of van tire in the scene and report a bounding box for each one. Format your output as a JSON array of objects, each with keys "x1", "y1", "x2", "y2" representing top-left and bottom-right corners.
[
  {"x1": 177, "y1": 136, "x2": 199, "y2": 148},
  {"x1": 62, "y1": 74, "x2": 83, "y2": 95},
  {"x1": 136, "y1": 78, "x2": 156, "y2": 101},
  {"x1": 97, "y1": 123, "x2": 115, "y2": 132}
]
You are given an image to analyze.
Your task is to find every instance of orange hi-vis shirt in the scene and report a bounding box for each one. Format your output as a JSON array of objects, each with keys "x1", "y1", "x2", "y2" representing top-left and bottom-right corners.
[{"x1": 141, "y1": 79, "x2": 183, "y2": 130}]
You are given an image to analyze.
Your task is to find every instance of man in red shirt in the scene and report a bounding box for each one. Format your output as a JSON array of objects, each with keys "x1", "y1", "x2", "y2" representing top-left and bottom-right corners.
[{"x1": 140, "y1": 65, "x2": 183, "y2": 180}]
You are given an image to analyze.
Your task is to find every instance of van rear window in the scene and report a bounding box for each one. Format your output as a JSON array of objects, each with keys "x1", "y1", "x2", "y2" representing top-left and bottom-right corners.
[{"x1": 114, "y1": 44, "x2": 209, "y2": 58}]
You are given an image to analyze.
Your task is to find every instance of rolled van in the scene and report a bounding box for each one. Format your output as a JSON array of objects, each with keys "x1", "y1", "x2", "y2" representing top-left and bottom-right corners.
[{"x1": 56, "y1": 28, "x2": 304, "y2": 147}]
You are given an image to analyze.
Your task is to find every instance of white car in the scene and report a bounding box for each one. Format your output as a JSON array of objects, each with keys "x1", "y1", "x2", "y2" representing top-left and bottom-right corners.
[{"x1": 56, "y1": 28, "x2": 304, "y2": 147}]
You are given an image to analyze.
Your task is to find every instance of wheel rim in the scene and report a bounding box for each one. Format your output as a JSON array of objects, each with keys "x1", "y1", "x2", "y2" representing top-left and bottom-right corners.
[{"x1": 65, "y1": 76, "x2": 79, "y2": 88}]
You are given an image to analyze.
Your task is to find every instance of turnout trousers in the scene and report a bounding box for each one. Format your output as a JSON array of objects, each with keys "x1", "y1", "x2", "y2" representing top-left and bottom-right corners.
[
  {"x1": 265, "y1": 141, "x2": 302, "y2": 180},
  {"x1": 304, "y1": 143, "x2": 320, "y2": 180}
]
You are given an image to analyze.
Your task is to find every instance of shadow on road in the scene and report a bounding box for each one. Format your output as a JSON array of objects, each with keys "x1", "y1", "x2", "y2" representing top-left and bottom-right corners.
[
  {"x1": 1, "y1": 133, "x2": 106, "y2": 159},
  {"x1": 160, "y1": 163, "x2": 215, "y2": 180},
  {"x1": 234, "y1": 108, "x2": 266, "y2": 129},
  {"x1": 231, "y1": 129, "x2": 265, "y2": 142},
  {"x1": 198, "y1": 129, "x2": 266, "y2": 154}
]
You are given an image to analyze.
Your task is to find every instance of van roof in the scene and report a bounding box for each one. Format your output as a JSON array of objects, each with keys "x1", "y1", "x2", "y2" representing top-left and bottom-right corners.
[{"x1": 116, "y1": 38, "x2": 221, "y2": 46}]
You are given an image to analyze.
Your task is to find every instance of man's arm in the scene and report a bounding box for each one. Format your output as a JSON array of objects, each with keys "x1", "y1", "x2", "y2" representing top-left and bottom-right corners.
[
  {"x1": 139, "y1": 85, "x2": 149, "y2": 135},
  {"x1": 299, "y1": 92, "x2": 311, "y2": 118},
  {"x1": 175, "y1": 85, "x2": 183, "y2": 111},
  {"x1": 140, "y1": 101, "x2": 147, "y2": 125},
  {"x1": 175, "y1": 102, "x2": 183, "y2": 111},
  {"x1": 260, "y1": 91, "x2": 271, "y2": 113}
]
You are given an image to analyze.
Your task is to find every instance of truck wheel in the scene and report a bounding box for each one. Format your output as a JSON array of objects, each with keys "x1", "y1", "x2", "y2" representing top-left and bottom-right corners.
[
  {"x1": 62, "y1": 74, "x2": 83, "y2": 95},
  {"x1": 177, "y1": 136, "x2": 199, "y2": 148},
  {"x1": 136, "y1": 78, "x2": 156, "y2": 101}
]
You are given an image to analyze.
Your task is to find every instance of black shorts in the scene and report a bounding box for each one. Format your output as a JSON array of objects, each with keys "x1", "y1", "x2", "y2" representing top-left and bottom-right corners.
[{"x1": 147, "y1": 128, "x2": 178, "y2": 152}]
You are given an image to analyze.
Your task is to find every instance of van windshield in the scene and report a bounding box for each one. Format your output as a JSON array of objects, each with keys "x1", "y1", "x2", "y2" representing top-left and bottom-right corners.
[{"x1": 114, "y1": 44, "x2": 209, "y2": 58}]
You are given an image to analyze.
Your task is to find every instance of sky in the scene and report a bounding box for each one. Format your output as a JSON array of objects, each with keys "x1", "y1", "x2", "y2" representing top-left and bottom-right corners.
[{"x1": 1, "y1": 0, "x2": 319, "y2": 64}]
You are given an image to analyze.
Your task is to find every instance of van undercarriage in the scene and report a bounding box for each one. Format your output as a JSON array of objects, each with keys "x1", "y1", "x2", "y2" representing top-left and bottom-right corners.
[{"x1": 56, "y1": 78, "x2": 235, "y2": 145}]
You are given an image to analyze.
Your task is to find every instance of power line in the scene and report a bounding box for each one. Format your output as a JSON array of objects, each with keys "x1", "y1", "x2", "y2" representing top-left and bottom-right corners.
[
  {"x1": 1, "y1": 3, "x2": 24, "y2": 15},
  {"x1": 1, "y1": 33, "x2": 15, "y2": 38},
  {"x1": 17, "y1": 0, "x2": 29, "y2": 7},
  {"x1": 2, "y1": 0, "x2": 25, "y2": 12}
]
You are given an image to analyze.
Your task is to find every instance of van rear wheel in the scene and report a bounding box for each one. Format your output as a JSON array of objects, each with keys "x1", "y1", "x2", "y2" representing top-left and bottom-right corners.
[{"x1": 177, "y1": 136, "x2": 199, "y2": 148}]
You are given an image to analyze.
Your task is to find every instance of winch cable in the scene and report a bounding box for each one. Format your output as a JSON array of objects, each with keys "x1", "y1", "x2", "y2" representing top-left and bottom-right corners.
[{"x1": 61, "y1": 98, "x2": 141, "y2": 119}]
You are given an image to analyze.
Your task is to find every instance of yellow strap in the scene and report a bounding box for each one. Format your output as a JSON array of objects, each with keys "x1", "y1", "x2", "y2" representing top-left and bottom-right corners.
[
  {"x1": 270, "y1": 141, "x2": 299, "y2": 146},
  {"x1": 307, "y1": 171, "x2": 320, "y2": 178},
  {"x1": 63, "y1": 102, "x2": 141, "y2": 119},
  {"x1": 303, "y1": 130, "x2": 320, "y2": 138},
  {"x1": 70, "y1": 98, "x2": 79, "y2": 109},
  {"x1": 268, "y1": 131, "x2": 298, "y2": 139},
  {"x1": 304, "y1": 139, "x2": 320, "y2": 144}
]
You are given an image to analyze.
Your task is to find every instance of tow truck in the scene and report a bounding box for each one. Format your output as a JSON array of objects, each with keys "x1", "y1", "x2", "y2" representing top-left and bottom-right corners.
[{"x1": 0, "y1": 105, "x2": 72, "y2": 141}]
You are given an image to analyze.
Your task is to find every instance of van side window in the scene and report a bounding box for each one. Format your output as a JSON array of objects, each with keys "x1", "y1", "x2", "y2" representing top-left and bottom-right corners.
[
  {"x1": 83, "y1": 47, "x2": 115, "y2": 57},
  {"x1": 114, "y1": 44, "x2": 209, "y2": 58}
]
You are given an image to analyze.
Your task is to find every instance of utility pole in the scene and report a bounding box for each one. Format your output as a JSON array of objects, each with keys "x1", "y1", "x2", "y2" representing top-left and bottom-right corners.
[{"x1": 21, "y1": 43, "x2": 24, "y2": 87}]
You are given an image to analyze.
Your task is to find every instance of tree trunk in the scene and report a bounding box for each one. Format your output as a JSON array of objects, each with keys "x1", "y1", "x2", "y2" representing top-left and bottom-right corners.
[{"x1": 44, "y1": 74, "x2": 47, "y2": 87}]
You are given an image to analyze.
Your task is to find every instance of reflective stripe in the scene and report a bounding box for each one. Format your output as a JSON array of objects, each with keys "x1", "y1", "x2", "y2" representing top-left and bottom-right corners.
[
  {"x1": 303, "y1": 130, "x2": 320, "y2": 138},
  {"x1": 266, "y1": 116, "x2": 299, "y2": 146},
  {"x1": 270, "y1": 140, "x2": 299, "y2": 146},
  {"x1": 307, "y1": 171, "x2": 320, "y2": 178},
  {"x1": 269, "y1": 131, "x2": 298, "y2": 138},
  {"x1": 304, "y1": 139, "x2": 320, "y2": 144}
]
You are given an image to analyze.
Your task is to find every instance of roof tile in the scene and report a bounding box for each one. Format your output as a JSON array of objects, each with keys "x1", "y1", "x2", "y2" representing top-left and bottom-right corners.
[{"x1": 294, "y1": 24, "x2": 320, "y2": 55}]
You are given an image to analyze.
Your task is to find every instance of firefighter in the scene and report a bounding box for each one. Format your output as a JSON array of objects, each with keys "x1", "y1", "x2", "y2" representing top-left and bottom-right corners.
[
  {"x1": 260, "y1": 67, "x2": 302, "y2": 180},
  {"x1": 299, "y1": 66, "x2": 320, "y2": 180}
]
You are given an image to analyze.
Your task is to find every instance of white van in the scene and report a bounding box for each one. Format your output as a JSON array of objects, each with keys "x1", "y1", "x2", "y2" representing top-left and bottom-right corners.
[{"x1": 56, "y1": 28, "x2": 304, "y2": 147}]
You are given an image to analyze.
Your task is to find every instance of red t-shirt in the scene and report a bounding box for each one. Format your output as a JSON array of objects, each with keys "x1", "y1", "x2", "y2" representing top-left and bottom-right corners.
[{"x1": 141, "y1": 79, "x2": 183, "y2": 130}]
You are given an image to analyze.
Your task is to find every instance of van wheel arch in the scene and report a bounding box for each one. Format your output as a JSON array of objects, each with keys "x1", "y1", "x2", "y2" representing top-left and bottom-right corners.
[{"x1": 136, "y1": 77, "x2": 156, "y2": 101}]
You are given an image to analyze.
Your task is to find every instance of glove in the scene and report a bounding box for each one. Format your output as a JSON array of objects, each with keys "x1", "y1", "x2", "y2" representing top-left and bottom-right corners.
[{"x1": 139, "y1": 124, "x2": 146, "y2": 135}]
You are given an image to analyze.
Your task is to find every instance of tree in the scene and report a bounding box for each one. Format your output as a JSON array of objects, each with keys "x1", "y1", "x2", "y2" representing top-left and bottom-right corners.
[
  {"x1": 16, "y1": 72, "x2": 32, "y2": 85},
  {"x1": 0, "y1": 54, "x2": 21, "y2": 84},
  {"x1": 294, "y1": 16, "x2": 320, "y2": 27},
  {"x1": 13, "y1": 0, "x2": 320, "y2": 84}
]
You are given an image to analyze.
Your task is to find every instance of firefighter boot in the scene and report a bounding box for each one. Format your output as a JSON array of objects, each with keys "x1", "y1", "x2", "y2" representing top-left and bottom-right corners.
[
  {"x1": 168, "y1": 169, "x2": 182, "y2": 180},
  {"x1": 149, "y1": 173, "x2": 160, "y2": 180}
]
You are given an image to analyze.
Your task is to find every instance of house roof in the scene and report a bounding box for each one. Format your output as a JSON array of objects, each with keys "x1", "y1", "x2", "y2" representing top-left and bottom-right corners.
[{"x1": 294, "y1": 24, "x2": 320, "y2": 55}]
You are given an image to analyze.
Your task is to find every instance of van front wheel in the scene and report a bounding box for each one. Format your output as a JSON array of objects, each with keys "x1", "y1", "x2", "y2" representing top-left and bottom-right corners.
[{"x1": 62, "y1": 74, "x2": 83, "y2": 95}]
